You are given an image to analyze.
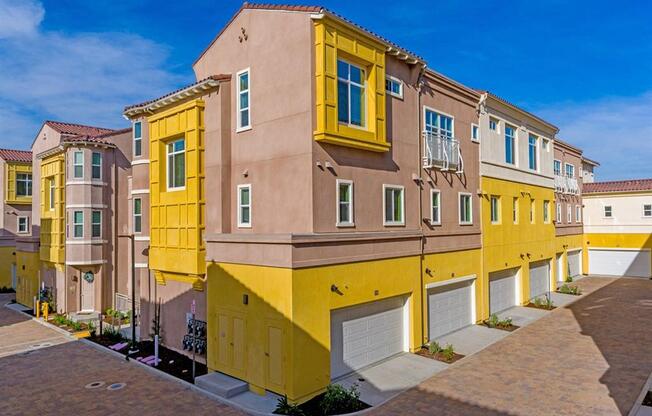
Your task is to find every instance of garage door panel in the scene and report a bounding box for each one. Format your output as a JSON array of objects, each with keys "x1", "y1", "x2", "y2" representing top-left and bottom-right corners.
[
  {"x1": 490, "y1": 269, "x2": 517, "y2": 314},
  {"x1": 589, "y1": 249, "x2": 651, "y2": 278},
  {"x1": 568, "y1": 251, "x2": 581, "y2": 278},
  {"x1": 428, "y1": 280, "x2": 473, "y2": 340},
  {"x1": 529, "y1": 260, "x2": 550, "y2": 299}
]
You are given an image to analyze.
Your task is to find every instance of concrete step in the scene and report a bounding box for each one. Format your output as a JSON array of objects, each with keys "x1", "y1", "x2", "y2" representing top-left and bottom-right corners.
[
  {"x1": 69, "y1": 312, "x2": 100, "y2": 323},
  {"x1": 195, "y1": 371, "x2": 248, "y2": 398}
]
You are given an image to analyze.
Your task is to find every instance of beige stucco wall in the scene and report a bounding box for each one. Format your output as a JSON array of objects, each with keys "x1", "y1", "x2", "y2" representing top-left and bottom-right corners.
[
  {"x1": 554, "y1": 142, "x2": 583, "y2": 236},
  {"x1": 584, "y1": 192, "x2": 652, "y2": 234}
]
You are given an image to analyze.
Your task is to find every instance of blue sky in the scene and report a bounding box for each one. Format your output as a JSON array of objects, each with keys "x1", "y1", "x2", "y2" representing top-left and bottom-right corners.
[{"x1": 1, "y1": 0, "x2": 650, "y2": 180}]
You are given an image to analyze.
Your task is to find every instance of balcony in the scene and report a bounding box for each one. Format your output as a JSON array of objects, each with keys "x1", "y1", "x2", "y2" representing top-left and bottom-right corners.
[
  {"x1": 566, "y1": 177, "x2": 579, "y2": 194},
  {"x1": 555, "y1": 175, "x2": 579, "y2": 195},
  {"x1": 422, "y1": 130, "x2": 463, "y2": 173}
]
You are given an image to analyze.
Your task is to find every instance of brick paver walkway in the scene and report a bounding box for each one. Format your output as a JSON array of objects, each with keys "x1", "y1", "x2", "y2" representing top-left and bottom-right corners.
[
  {"x1": 373, "y1": 277, "x2": 652, "y2": 416},
  {"x1": 0, "y1": 299, "x2": 243, "y2": 416}
]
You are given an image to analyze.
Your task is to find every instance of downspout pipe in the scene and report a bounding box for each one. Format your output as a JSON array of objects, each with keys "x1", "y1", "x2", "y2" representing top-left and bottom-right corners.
[{"x1": 416, "y1": 64, "x2": 427, "y2": 347}]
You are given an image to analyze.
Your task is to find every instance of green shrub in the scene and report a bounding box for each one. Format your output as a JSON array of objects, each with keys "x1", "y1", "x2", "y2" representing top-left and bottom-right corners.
[
  {"x1": 69, "y1": 320, "x2": 83, "y2": 331},
  {"x1": 102, "y1": 326, "x2": 124, "y2": 343},
  {"x1": 486, "y1": 313, "x2": 499, "y2": 328},
  {"x1": 274, "y1": 395, "x2": 305, "y2": 416},
  {"x1": 320, "y1": 384, "x2": 365, "y2": 415},
  {"x1": 558, "y1": 284, "x2": 581, "y2": 295},
  {"x1": 441, "y1": 344, "x2": 455, "y2": 361},
  {"x1": 428, "y1": 340, "x2": 442, "y2": 354},
  {"x1": 52, "y1": 314, "x2": 67, "y2": 326}
]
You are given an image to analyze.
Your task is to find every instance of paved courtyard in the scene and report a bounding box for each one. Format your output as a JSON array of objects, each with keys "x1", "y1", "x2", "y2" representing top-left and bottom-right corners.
[{"x1": 373, "y1": 276, "x2": 652, "y2": 415}]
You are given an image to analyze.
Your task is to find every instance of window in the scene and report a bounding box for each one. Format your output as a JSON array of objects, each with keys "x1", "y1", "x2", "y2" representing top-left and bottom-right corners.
[
  {"x1": 92, "y1": 152, "x2": 102, "y2": 180},
  {"x1": 644, "y1": 204, "x2": 652, "y2": 217},
  {"x1": 567, "y1": 204, "x2": 572, "y2": 223},
  {"x1": 513, "y1": 197, "x2": 519, "y2": 224},
  {"x1": 490, "y1": 196, "x2": 500, "y2": 224},
  {"x1": 505, "y1": 125, "x2": 516, "y2": 165},
  {"x1": 237, "y1": 185, "x2": 251, "y2": 228},
  {"x1": 133, "y1": 198, "x2": 142, "y2": 233},
  {"x1": 576, "y1": 205, "x2": 582, "y2": 223},
  {"x1": 471, "y1": 124, "x2": 480, "y2": 142},
  {"x1": 459, "y1": 193, "x2": 472, "y2": 224},
  {"x1": 543, "y1": 200, "x2": 550, "y2": 223},
  {"x1": 565, "y1": 163, "x2": 575, "y2": 178},
  {"x1": 167, "y1": 138, "x2": 185, "y2": 190},
  {"x1": 530, "y1": 199, "x2": 535, "y2": 223},
  {"x1": 553, "y1": 160, "x2": 562, "y2": 176},
  {"x1": 73, "y1": 211, "x2": 83, "y2": 238},
  {"x1": 92, "y1": 211, "x2": 101, "y2": 238},
  {"x1": 16, "y1": 173, "x2": 32, "y2": 197},
  {"x1": 49, "y1": 178, "x2": 55, "y2": 211},
  {"x1": 17, "y1": 217, "x2": 28, "y2": 233},
  {"x1": 424, "y1": 109, "x2": 453, "y2": 137},
  {"x1": 430, "y1": 190, "x2": 441, "y2": 224},
  {"x1": 73, "y1": 151, "x2": 84, "y2": 178},
  {"x1": 133, "y1": 121, "x2": 142, "y2": 157},
  {"x1": 556, "y1": 203, "x2": 562, "y2": 223},
  {"x1": 237, "y1": 69, "x2": 251, "y2": 130},
  {"x1": 489, "y1": 117, "x2": 498, "y2": 132},
  {"x1": 383, "y1": 185, "x2": 404, "y2": 225},
  {"x1": 337, "y1": 59, "x2": 366, "y2": 127},
  {"x1": 604, "y1": 205, "x2": 612, "y2": 218},
  {"x1": 336, "y1": 180, "x2": 354, "y2": 226},
  {"x1": 385, "y1": 75, "x2": 403, "y2": 99},
  {"x1": 528, "y1": 134, "x2": 537, "y2": 170}
]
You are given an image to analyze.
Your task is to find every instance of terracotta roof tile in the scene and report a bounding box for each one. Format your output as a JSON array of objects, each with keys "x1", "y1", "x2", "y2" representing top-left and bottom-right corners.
[
  {"x1": 584, "y1": 179, "x2": 652, "y2": 194},
  {"x1": 45, "y1": 120, "x2": 115, "y2": 137},
  {"x1": 62, "y1": 128, "x2": 131, "y2": 147},
  {"x1": 0, "y1": 148, "x2": 32, "y2": 163}
]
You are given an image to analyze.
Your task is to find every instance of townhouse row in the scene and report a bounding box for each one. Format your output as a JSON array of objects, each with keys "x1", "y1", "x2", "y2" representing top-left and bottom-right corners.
[{"x1": 3, "y1": 3, "x2": 649, "y2": 405}]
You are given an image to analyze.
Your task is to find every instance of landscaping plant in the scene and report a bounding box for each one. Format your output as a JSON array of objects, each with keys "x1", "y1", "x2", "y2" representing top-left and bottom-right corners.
[
  {"x1": 558, "y1": 284, "x2": 581, "y2": 295},
  {"x1": 428, "y1": 340, "x2": 442, "y2": 354},
  {"x1": 320, "y1": 384, "x2": 365, "y2": 415},
  {"x1": 441, "y1": 344, "x2": 456, "y2": 362},
  {"x1": 274, "y1": 395, "x2": 305, "y2": 416},
  {"x1": 486, "y1": 313, "x2": 512, "y2": 329}
]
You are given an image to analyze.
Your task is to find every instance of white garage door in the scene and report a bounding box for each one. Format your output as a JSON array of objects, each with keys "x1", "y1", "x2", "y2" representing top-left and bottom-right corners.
[
  {"x1": 589, "y1": 249, "x2": 651, "y2": 278},
  {"x1": 489, "y1": 269, "x2": 518, "y2": 314},
  {"x1": 568, "y1": 250, "x2": 581, "y2": 278},
  {"x1": 330, "y1": 296, "x2": 407, "y2": 379},
  {"x1": 428, "y1": 279, "x2": 473, "y2": 340},
  {"x1": 529, "y1": 260, "x2": 550, "y2": 299}
]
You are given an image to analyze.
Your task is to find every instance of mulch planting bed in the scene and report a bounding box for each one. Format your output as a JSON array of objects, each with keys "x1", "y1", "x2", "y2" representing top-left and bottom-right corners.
[
  {"x1": 89, "y1": 336, "x2": 207, "y2": 384},
  {"x1": 481, "y1": 321, "x2": 519, "y2": 332},
  {"x1": 291, "y1": 391, "x2": 370, "y2": 416},
  {"x1": 416, "y1": 348, "x2": 465, "y2": 364},
  {"x1": 524, "y1": 303, "x2": 556, "y2": 311}
]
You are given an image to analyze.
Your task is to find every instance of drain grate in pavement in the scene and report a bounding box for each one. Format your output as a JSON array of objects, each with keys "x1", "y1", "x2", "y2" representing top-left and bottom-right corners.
[
  {"x1": 85, "y1": 381, "x2": 105, "y2": 389},
  {"x1": 107, "y1": 383, "x2": 127, "y2": 391}
]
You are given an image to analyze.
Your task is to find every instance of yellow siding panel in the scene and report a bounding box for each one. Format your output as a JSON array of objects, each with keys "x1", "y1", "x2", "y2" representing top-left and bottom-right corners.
[
  {"x1": 5, "y1": 163, "x2": 33, "y2": 205},
  {"x1": 39, "y1": 154, "x2": 65, "y2": 265}
]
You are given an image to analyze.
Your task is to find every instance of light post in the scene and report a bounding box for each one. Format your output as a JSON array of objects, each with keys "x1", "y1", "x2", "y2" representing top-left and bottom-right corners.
[{"x1": 118, "y1": 233, "x2": 137, "y2": 352}]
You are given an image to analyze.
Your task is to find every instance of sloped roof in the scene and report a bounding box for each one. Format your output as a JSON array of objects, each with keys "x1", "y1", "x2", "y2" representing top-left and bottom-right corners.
[
  {"x1": 62, "y1": 128, "x2": 131, "y2": 147},
  {"x1": 45, "y1": 120, "x2": 115, "y2": 137},
  {"x1": 582, "y1": 156, "x2": 600, "y2": 167},
  {"x1": 0, "y1": 148, "x2": 32, "y2": 163},
  {"x1": 477, "y1": 90, "x2": 559, "y2": 133},
  {"x1": 584, "y1": 179, "x2": 652, "y2": 194}
]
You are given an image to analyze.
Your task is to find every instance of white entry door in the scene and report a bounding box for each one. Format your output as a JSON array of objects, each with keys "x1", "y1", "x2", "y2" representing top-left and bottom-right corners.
[
  {"x1": 80, "y1": 272, "x2": 95, "y2": 311},
  {"x1": 330, "y1": 296, "x2": 407, "y2": 379},
  {"x1": 589, "y1": 249, "x2": 651, "y2": 278},
  {"x1": 427, "y1": 279, "x2": 474, "y2": 340},
  {"x1": 568, "y1": 250, "x2": 581, "y2": 278},
  {"x1": 489, "y1": 269, "x2": 518, "y2": 314},
  {"x1": 529, "y1": 260, "x2": 550, "y2": 299},
  {"x1": 556, "y1": 253, "x2": 564, "y2": 283}
]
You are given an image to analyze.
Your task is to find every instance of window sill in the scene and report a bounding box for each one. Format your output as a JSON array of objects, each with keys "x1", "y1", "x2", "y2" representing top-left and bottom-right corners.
[
  {"x1": 383, "y1": 222, "x2": 405, "y2": 227},
  {"x1": 336, "y1": 222, "x2": 355, "y2": 228},
  {"x1": 236, "y1": 125, "x2": 252, "y2": 133},
  {"x1": 166, "y1": 186, "x2": 186, "y2": 193},
  {"x1": 459, "y1": 222, "x2": 473, "y2": 226},
  {"x1": 237, "y1": 224, "x2": 252, "y2": 229}
]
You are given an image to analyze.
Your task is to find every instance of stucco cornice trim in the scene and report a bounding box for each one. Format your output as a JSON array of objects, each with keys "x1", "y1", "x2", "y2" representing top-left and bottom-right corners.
[{"x1": 205, "y1": 231, "x2": 423, "y2": 245}]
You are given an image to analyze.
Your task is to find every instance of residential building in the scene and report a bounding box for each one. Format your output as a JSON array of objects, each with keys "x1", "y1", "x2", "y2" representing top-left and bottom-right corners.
[
  {"x1": 583, "y1": 179, "x2": 652, "y2": 278},
  {"x1": 0, "y1": 148, "x2": 33, "y2": 291},
  {"x1": 553, "y1": 139, "x2": 584, "y2": 285},
  {"x1": 477, "y1": 91, "x2": 558, "y2": 315},
  {"x1": 581, "y1": 157, "x2": 599, "y2": 183}
]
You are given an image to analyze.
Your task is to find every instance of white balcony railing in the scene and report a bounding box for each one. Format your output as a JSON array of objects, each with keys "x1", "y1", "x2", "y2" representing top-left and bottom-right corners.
[
  {"x1": 566, "y1": 177, "x2": 579, "y2": 194},
  {"x1": 554, "y1": 174, "x2": 567, "y2": 193},
  {"x1": 422, "y1": 130, "x2": 463, "y2": 173},
  {"x1": 555, "y1": 174, "x2": 579, "y2": 195}
]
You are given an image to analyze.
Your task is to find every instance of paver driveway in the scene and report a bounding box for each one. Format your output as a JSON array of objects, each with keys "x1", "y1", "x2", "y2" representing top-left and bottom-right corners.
[
  {"x1": 0, "y1": 297, "x2": 243, "y2": 416},
  {"x1": 373, "y1": 277, "x2": 652, "y2": 416}
]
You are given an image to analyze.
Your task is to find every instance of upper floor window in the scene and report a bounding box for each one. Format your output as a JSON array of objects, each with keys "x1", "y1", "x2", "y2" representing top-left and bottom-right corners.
[
  {"x1": 567, "y1": 203, "x2": 572, "y2": 223},
  {"x1": 73, "y1": 211, "x2": 83, "y2": 238},
  {"x1": 489, "y1": 117, "x2": 499, "y2": 132},
  {"x1": 338, "y1": 59, "x2": 366, "y2": 128},
  {"x1": 505, "y1": 125, "x2": 516, "y2": 165},
  {"x1": 385, "y1": 75, "x2": 403, "y2": 99},
  {"x1": 383, "y1": 185, "x2": 404, "y2": 226},
  {"x1": 16, "y1": 173, "x2": 32, "y2": 197},
  {"x1": 133, "y1": 198, "x2": 142, "y2": 233},
  {"x1": 575, "y1": 205, "x2": 582, "y2": 223},
  {"x1": 424, "y1": 108, "x2": 453, "y2": 137},
  {"x1": 565, "y1": 163, "x2": 575, "y2": 178},
  {"x1": 471, "y1": 124, "x2": 480, "y2": 142},
  {"x1": 513, "y1": 197, "x2": 519, "y2": 224},
  {"x1": 543, "y1": 200, "x2": 550, "y2": 223},
  {"x1": 133, "y1": 121, "x2": 142, "y2": 156},
  {"x1": 92, "y1": 211, "x2": 102, "y2": 238},
  {"x1": 556, "y1": 203, "x2": 562, "y2": 223},
  {"x1": 553, "y1": 159, "x2": 562, "y2": 176},
  {"x1": 49, "y1": 178, "x2": 55, "y2": 211},
  {"x1": 528, "y1": 134, "x2": 538, "y2": 171},
  {"x1": 459, "y1": 193, "x2": 472, "y2": 225},
  {"x1": 17, "y1": 216, "x2": 29, "y2": 233},
  {"x1": 644, "y1": 204, "x2": 652, "y2": 218},
  {"x1": 92, "y1": 152, "x2": 102, "y2": 180},
  {"x1": 530, "y1": 199, "x2": 535, "y2": 223},
  {"x1": 604, "y1": 205, "x2": 612, "y2": 218},
  {"x1": 237, "y1": 69, "x2": 251, "y2": 131},
  {"x1": 73, "y1": 151, "x2": 84, "y2": 178},
  {"x1": 430, "y1": 189, "x2": 441, "y2": 224},
  {"x1": 336, "y1": 180, "x2": 354, "y2": 227},
  {"x1": 167, "y1": 138, "x2": 185, "y2": 190},
  {"x1": 490, "y1": 196, "x2": 500, "y2": 224},
  {"x1": 237, "y1": 184, "x2": 252, "y2": 228}
]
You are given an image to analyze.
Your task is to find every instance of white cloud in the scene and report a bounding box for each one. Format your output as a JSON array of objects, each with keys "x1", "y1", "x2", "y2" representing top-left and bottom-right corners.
[
  {"x1": 0, "y1": 0, "x2": 184, "y2": 149},
  {"x1": 0, "y1": 0, "x2": 44, "y2": 39},
  {"x1": 536, "y1": 92, "x2": 652, "y2": 181}
]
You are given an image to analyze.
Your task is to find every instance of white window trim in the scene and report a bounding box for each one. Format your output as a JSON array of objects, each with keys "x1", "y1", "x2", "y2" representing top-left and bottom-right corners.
[
  {"x1": 423, "y1": 106, "x2": 455, "y2": 137},
  {"x1": 513, "y1": 197, "x2": 519, "y2": 224},
  {"x1": 166, "y1": 138, "x2": 186, "y2": 191},
  {"x1": 385, "y1": 74, "x2": 403, "y2": 99},
  {"x1": 73, "y1": 210, "x2": 84, "y2": 238},
  {"x1": 383, "y1": 184, "x2": 405, "y2": 226},
  {"x1": 564, "y1": 162, "x2": 575, "y2": 178},
  {"x1": 237, "y1": 184, "x2": 252, "y2": 228},
  {"x1": 575, "y1": 205, "x2": 582, "y2": 223},
  {"x1": 543, "y1": 200, "x2": 550, "y2": 223},
  {"x1": 236, "y1": 68, "x2": 252, "y2": 132},
  {"x1": 73, "y1": 151, "x2": 84, "y2": 179},
  {"x1": 49, "y1": 178, "x2": 55, "y2": 211},
  {"x1": 16, "y1": 173, "x2": 32, "y2": 197},
  {"x1": 430, "y1": 189, "x2": 441, "y2": 225},
  {"x1": 528, "y1": 134, "x2": 538, "y2": 172},
  {"x1": 133, "y1": 121, "x2": 143, "y2": 157},
  {"x1": 490, "y1": 196, "x2": 500, "y2": 224},
  {"x1": 553, "y1": 159, "x2": 562, "y2": 176},
  {"x1": 530, "y1": 199, "x2": 536, "y2": 224},
  {"x1": 133, "y1": 197, "x2": 142, "y2": 234},
  {"x1": 91, "y1": 210, "x2": 102, "y2": 238},
  {"x1": 17, "y1": 216, "x2": 29, "y2": 234},
  {"x1": 603, "y1": 205, "x2": 613, "y2": 219},
  {"x1": 336, "y1": 179, "x2": 354, "y2": 227},
  {"x1": 91, "y1": 151, "x2": 102, "y2": 180},
  {"x1": 489, "y1": 117, "x2": 500, "y2": 133},
  {"x1": 556, "y1": 202, "x2": 562, "y2": 223},
  {"x1": 644, "y1": 204, "x2": 652, "y2": 218},
  {"x1": 337, "y1": 58, "x2": 368, "y2": 129},
  {"x1": 504, "y1": 124, "x2": 517, "y2": 166},
  {"x1": 471, "y1": 123, "x2": 480, "y2": 142},
  {"x1": 458, "y1": 192, "x2": 473, "y2": 225},
  {"x1": 567, "y1": 203, "x2": 572, "y2": 223}
]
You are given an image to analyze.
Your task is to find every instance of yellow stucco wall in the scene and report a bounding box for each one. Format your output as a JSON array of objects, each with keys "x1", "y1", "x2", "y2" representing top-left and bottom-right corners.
[
  {"x1": 15, "y1": 250, "x2": 39, "y2": 307},
  {"x1": 39, "y1": 154, "x2": 65, "y2": 265},
  {"x1": 584, "y1": 233, "x2": 652, "y2": 275},
  {"x1": 5, "y1": 162, "x2": 33, "y2": 205},
  {"x1": 481, "y1": 177, "x2": 556, "y2": 304},
  {"x1": 554, "y1": 233, "x2": 584, "y2": 279},
  {"x1": 207, "y1": 255, "x2": 424, "y2": 402},
  {"x1": 0, "y1": 246, "x2": 15, "y2": 289}
]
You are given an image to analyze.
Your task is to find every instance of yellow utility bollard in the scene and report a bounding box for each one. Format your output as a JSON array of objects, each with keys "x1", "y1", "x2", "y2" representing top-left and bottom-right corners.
[
  {"x1": 42, "y1": 302, "x2": 49, "y2": 321},
  {"x1": 36, "y1": 300, "x2": 40, "y2": 318}
]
